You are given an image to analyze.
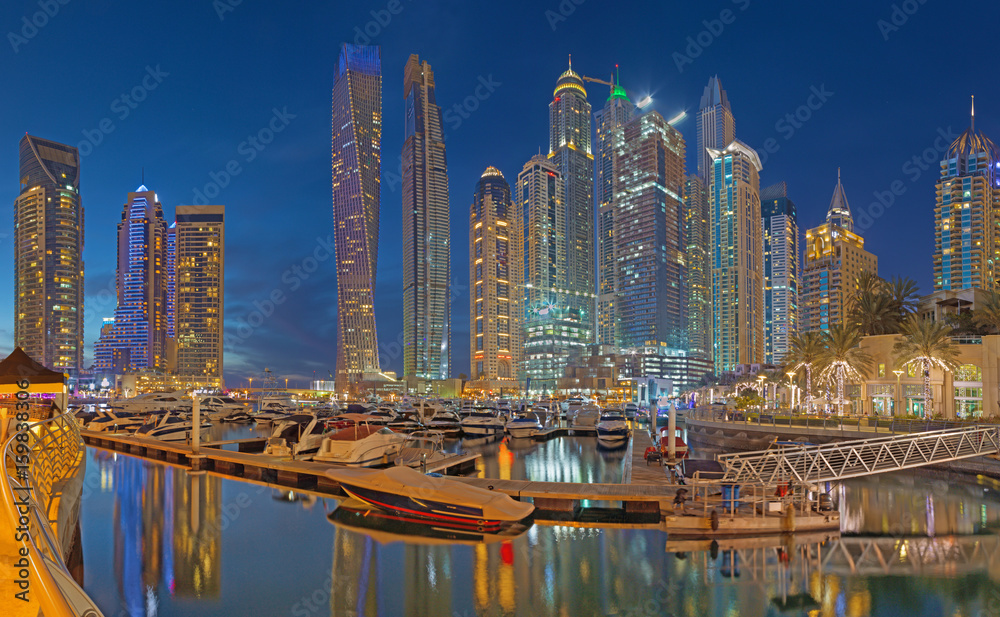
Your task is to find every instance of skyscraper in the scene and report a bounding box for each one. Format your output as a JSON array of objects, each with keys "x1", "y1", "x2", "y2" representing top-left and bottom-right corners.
[
  {"x1": 332, "y1": 43, "x2": 382, "y2": 386},
  {"x1": 684, "y1": 174, "x2": 712, "y2": 365},
  {"x1": 470, "y1": 167, "x2": 522, "y2": 385},
  {"x1": 402, "y1": 54, "x2": 451, "y2": 381},
  {"x1": 94, "y1": 186, "x2": 169, "y2": 373},
  {"x1": 760, "y1": 182, "x2": 799, "y2": 365},
  {"x1": 594, "y1": 68, "x2": 635, "y2": 349},
  {"x1": 933, "y1": 99, "x2": 1000, "y2": 291},
  {"x1": 14, "y1": 135, "x2": 84, "y2": 377},
  {"x1": 548, "y1": 58, "x2": 594, "y2": 345},
  {"x1": 696, "y1": 76, "x2": 735, "y2": 181},
  {"x1": 172, "y1": 205, "x2": 225, "y2": 386},
  {"x1": 709, "y1": 140, "x2": 764, "y2": 372},
  {"x1": 802, "y1": 171, "x2": 878, "y2": 332}
]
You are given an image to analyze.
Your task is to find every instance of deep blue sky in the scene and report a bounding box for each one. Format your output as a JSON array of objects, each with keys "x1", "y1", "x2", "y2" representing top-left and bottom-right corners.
[{"x1": 2, "y1": 0, "x2": 998, "y2": 387}]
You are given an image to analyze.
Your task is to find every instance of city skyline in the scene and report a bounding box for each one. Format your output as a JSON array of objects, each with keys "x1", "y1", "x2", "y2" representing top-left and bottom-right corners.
[{"x1": 3, "y1": 2, "x2": 1000, "y2": 385}]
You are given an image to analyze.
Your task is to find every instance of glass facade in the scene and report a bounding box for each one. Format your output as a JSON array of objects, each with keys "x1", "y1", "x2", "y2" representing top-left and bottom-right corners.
[{"x1": 760, "y1": 182, "x2": 799, "y2": 365}]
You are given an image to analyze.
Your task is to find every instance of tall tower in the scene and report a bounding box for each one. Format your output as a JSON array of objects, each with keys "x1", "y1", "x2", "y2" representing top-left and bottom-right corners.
[
  {"x1": 934, "y1": 97, "x2": 1000, "y2": 291},
  {"x1": 613, "y1": 111, "x2": 687, "y2": 351},
  {"x1": 594, "y1": 66, "x2": 635, "y2": 349},
  {"x1": 548, "y1": 57, "x2": 594, "y2": 345},
  {"x1": 696, "y1": 76, "x2": 735, "y2": 181},
  {"x1": 94, "y1": 187, "x2": 169, "y2": 373},
  {"x1": 802, "y1": 171, "x2": 878, "y2": 332},
  {"x1": 470, "y1": 167, "x2": 522, "y2": 385},
  {"x1": 172, "y1": 205, "x2": 225, "y2": 386},
  {"x1": 14, "y1": 135, "x2": 84, "y2": 378},
  {"x1": 709, "y1": 140, "x2": 764, "y2": 372},
  {"x1": 684, "y1": 174, "x2": 712, "y2": 365},
  {"x1": 760, "y1": 182, "x2": 799, "y2": 365},
  {"x1": 402, "y1": 54, "x2": 451, "y2": 381},
  {"x1": 332, "y1": 43, "x2": 382, "y2": 386}
]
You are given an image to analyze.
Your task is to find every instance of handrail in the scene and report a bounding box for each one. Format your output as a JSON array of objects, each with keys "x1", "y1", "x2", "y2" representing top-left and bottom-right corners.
[{"x1": 1, "y1": 407, "x2": 105, "y2": 617}]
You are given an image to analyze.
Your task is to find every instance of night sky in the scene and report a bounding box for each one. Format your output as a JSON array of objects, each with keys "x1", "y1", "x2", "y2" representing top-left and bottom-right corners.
[{"x1": 2, "y1": 0, "x2": 998, "y2": 387}]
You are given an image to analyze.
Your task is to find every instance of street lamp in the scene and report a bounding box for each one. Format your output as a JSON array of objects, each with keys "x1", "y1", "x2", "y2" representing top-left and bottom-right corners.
[
  {"x1": 893, "y1": 369, "x2": 904, "y2": 417},
  {"x1": 757, "y1": 375, "x2": 766, "y2": 413},
  {"x1": 786, "y1": 371, "x2": 796, "y2": 411}
]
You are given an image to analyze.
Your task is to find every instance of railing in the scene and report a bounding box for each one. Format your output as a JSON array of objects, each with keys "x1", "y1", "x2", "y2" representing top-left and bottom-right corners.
[
  {"x1": 1, "y1": 407, "x2": 105, "y2": 617},
  {"x1": 676, "y1": 477, "x2": 826, "y2": 522},
  {"x1": 687, "y1": 408, "x2": 997, "y2": 435}
]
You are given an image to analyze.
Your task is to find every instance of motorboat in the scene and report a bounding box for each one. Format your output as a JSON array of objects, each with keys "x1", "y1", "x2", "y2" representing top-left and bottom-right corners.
[
  {"x1": 394, "y1": 431, "x2": 448, "y2": 468},
  {"x1": 264, "y1": 413, "x2": 327, "y2": 458},
  {"x1": 313, "y1": 423, "x2": 406, "y2": 467},
  {"x1": 328, "y1": 504, "x2": 532, "y2": 545},
  {"x1": 110, "y1": 391, "x2": 192, "y2": 415},
  {"x1": 596, "y1": 410, "x2": 630, "y2": 444},
  {"x1": 197, "y1": 395, "x2": 249, "y2": 420},
  {"x1": 387, "y1": 411, "x2": 423, "y2": 434},
  {"x1": 132, "y1": 413, "x2": 210, "y2": 442},
  {"x1": 570, "y1": 403, "x2": 601, "y2": 428},
  {"x1": 325, "y1": 466, "x2": 534, "y2": 529},
  {"x1": 367, "y1": 407, "x2": 397, "y2": 426},
  {"x1": 426, "y1": 410, "x2": 463, "y2": 438},
  {"x1": 506, "y1": 413, "x2": 542, "y2": 439},
  {"x1": 624, "y1": 402, "x2": 639, "y2": 419},
  {"x1": 460, "y1": 409, "x2": 505, "y2": 436},
  {"x1": 87, "y1": 411, "x2": 147, "y2": 433},
  {"x1": 220, "y1": 410, "x2": 254, "y2": 423}
]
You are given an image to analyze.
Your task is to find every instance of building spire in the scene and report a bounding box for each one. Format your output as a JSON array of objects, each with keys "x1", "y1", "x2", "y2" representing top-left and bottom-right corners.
[
  {"x1": 568, "y1": 53, "x2": 572, "y2": 70},
  {"x1": 971, "y1": 94, "x2": 975, "y2": 133}
]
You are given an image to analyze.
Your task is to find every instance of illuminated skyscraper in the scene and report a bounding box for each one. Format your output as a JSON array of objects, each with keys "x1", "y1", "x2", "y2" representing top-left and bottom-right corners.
[
  {"x1": 171, "y1": 205, "x2": 224, "y2": 386},
  {"x1": 934, "y1": 98, "x2": 1000, "y2": 291},
  {"x1": 594, "y1": 68, "x2": 634, "y2": 349},
  {"x1": 548, "y1": 58, "x2": 594, "y2": 344},
  {"x1": 696, "y1": 76, "x2": 735, "y2": 181},
  {"x1": 402, "y1": 54, "x2": 451, "y2": 381},
  {"x1": 332, "y1": 43, "x2": 382, "y2": 386},
  {"x1": 470, "y1": 167, "x2": 522, "y2": 384},
  {"x1": 761, "y1": 182, "x2": 799, "y2": 365},
  {"x1": 94, "y1": 187, "x2": 169, "y2": 373},
  {"x1": 709, "y1": 140, "x2": 764, "y2": 371},
  {"x1": 802, "y1": 171, "x2": 877, "y2": 332},
  {"x1": 684, "y1": 174, "x2": 712, "y2": 364},
  {"x1": 14, "y1": 135, "x2": 84, "y2": 377}
]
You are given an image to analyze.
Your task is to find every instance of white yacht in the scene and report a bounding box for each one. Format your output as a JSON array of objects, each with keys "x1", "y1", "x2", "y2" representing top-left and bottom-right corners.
[
  {"x1": 264, "y1": 413, "x2": 327, "y2": 458},
  {"x1": 88, "y1": 411, "x2": 147, "y2": 433},
  {"x1": 460, "y1": 409, "x2": 505, "y2": 436},
  {"x1": 426, "y1": 410, "x2": 463, "y2": 438},
  {"x1": 393, "y1": 431, "x2": 448, "y2": 468},
  {"x1": 133, "y1": 413, "x2": 210, "y2": 442},
  {"x1": 596, "y1": 410, "x2": 630, "y2": 444},
  {"x1": 197, "y1": 395, "x2": 248, "y2": 420},
  {"x1": 506, "y1": 412, "x2": 542, "y2": 439},
  {"x1": 571, "y1": 403, "x2": 601, "y2": 428},
  {"x1": 313, "y1": 424, "x2": 405, "y2": 467},
  {"x1": 111, "y1": 391, "x2": 191, "y2": 415}
]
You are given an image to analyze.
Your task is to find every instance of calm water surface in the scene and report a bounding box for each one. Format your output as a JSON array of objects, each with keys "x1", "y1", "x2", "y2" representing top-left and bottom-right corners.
[{"x1": 77, "y1": 425, "x2": 1000, "y2": 617}]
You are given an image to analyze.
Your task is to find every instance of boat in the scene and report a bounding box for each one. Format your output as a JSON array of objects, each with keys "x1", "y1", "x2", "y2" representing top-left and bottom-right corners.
[
  {"x1": 426, "y1": 410, "x2": 463, "y2": 438},
  {"x1": 506, "y1": 412, "x2": 542, "y2": 438},
  {"x1": 624, "y1": 402, "x2": 639, "y2": 419},
  {"x1": 460, "y1": 409, "x2": 505, "y2": 436},
  {"x1": 264, "y1": 413, "x2": 327, "y2": 457},
  {"x1": 132, "y1": 412, "x2": 210, "y2": 442},
  {"x1": 328, "y1": 504, "x2": 531, "y2": 545},
  {"x1": 387, "y1": 411, "x2": 423, "y2": 434},
  {"x1": 88, "y1": 411, "x2": 147, "y2": 433},
  {"x1": 596, "y1": 410, "x2": 630, "y2": 444},
  {"x1": 394, "y1": 431, "x2": 448, "y2": 468},
  {"x1": 366, "y1": 407, "x2": 398, "y2": 426},
  {"x1": 570, "y1": 403, "x2": 601, "y2": 428},
  {"x1": 197, "y1": 395, "x2": 249, "y2": 420},
  {"x1": 110, "y1": 391, "x2": 192, "y2": 415},
  {"x1": 325, "y1": 466, "x2": 534, "y2": 529},
  {"x1": 312, "y1": 421, "x2": 406, "y2": 466},
  {"x1": 220, "y1": 410, "x2": 254, "y2": 423}
]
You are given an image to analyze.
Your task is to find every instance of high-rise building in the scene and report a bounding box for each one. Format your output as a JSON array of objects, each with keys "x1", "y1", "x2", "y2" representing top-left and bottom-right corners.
[
  {"x1": 94, "y1": 186, "x2": 169, "y2": 373},
  {"x1": 14, "y1": 135, "x2": 84, "y2": 378},
  {"x1": 933, "y1": 99, "x2": 1000, "y2": 291},
  {"x1": 332, "y1": 43, "x2": 382, "y2": 386},
  {"x1": 172, "y1": 205, "x2": 224, "y2": 386},
  {"x1": 548, "y1": 58, "x2": 594, "y2": 344},
  {"x1": 708, "y1": 140, "x2": 764, "y2": 372},
  {"x1": 402, "y1": 54, "x2": 451, "y2": 381},
  {"x1": 801, "y1": 171, "x2": 878, "y2": 332},
  {"x1": 594, "y1": 68, "x2": 635, "y2": 349},
  {"x1": 470, "y1": 167, "x2": 522, "y2": 385},
  {"x1": 696, "y1": 76, "x2": 735, "y2": 181},
  {"x1": 761, "y1": 182, "x2": 799, "y2": 365},
  {"x1": 684, "y1": 174, "x2": 712, "y2": 365}
]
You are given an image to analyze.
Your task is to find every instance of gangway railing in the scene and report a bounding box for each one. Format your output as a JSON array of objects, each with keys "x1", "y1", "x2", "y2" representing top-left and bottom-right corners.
[
  {"x1": 822, "y1": 534, "x2": 1000, "y2": 577},
  {"x1": 1, "y1": 406, "x2": 105, "y2": 616},
  {"x1": 707, "y1": 426, "x2": 1000, "y2": 485}
]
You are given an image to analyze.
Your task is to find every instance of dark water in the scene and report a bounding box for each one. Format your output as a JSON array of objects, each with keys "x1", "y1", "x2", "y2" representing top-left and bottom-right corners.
[{"x1": 77, "y1": 426, "x2": 1000, "y2": 617}]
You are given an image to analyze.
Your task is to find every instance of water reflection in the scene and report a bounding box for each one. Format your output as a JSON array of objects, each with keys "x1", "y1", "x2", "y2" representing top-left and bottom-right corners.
[{"x1": 451, "y1": 435, "x2": 626, "y2": 483}]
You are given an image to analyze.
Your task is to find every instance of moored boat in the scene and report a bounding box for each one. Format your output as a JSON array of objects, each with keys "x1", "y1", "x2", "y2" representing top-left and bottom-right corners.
[
  {"x1": 506, "y1": 413, "x2": 542, "y2": 438},
  {"x1": 596, "y1": 410, "x2": 630, "y2": 444},
  {"x1": 313, "y1": 422, "x2": 405, "y2": 466}
]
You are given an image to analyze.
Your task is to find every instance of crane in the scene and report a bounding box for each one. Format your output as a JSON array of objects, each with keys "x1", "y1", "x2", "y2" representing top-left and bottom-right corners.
[{"x1": 580, "y1": 65, "x2": 652, "y2": 109}]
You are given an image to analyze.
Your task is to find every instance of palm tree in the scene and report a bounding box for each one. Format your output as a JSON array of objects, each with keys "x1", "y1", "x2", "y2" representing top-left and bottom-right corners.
[
  {"x1": 785, "y1": 331, "x2": 827, "y2": 412},
  {"x1": 819, "y1": 323, "x2": 874, "y2": 415},
  {"x1": 852, "y1": 290, "x2": 899, "y2": 336},
  {"x1": 972, "y1": 290, "x2": 1000, "y2": 334},
  {"x1": 886, "y1": 275, "x2": 920, "y2": 320},
  {"x1": 892, "y1": 316, "x2": 960, "y2": 417}
]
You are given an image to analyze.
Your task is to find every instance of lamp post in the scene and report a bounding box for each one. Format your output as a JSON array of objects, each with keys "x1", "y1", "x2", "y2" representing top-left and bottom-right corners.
[
  {"x1": 786, "y1": 371, "x2": 796, "y2": 412},
  {"x1": 248, "y1": 377, "x2": 253, "y2": 397},
  {"x1": 757, "y1": 375, "x2": 766, "y2": 413},
  {"x1": 893, "y1": 369, "x2": 904, "y2": 417}
]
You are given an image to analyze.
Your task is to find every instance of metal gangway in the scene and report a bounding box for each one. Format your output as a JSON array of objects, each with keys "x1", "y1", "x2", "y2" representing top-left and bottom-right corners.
[{"x1": 710, "y1": 425, "x2": 1000, "y2": 485}]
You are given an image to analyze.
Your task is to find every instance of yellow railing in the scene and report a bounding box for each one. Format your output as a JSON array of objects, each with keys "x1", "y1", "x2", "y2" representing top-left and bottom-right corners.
[{"x1": 1, "y1": 408, "x2": 104, "y2": 617}]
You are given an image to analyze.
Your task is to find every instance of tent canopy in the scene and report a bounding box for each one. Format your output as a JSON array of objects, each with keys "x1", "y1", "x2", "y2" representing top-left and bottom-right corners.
[{"x1": 0, "y1": 347, "x2": 65, "y2": 394}]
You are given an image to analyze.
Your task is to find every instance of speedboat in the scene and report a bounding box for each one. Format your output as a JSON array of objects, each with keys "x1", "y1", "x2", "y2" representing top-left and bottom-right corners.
[
  {"x1": 313, "y1": 423, "x2": 406, "y2": 467},
  {"x1": 506, "y1": 413, "x2": 542, "y2": 438},
  {"x1": 571, "y1": 403, "x2": 601, "y2": 428},
  {"x1": 220, "y1": 410, "x2": 254, "y2": 423},
  {"x1": 596, "y1": 410, "x2": 630, "y2": 444},
  {"x1": 460, "y1": 409, "x2": 505, "y2": 436},
  {"x1": 387, "y1": 411, "x2": 423, "y2": 434},
  {"x1": 132, "y1": 413, "x2": 210, "y2": 442},
  {"x1": 367, "y1": 407, "x2": 397, "y2": 426},
  {"x1": 264, "y1": 413, "x2": 327, "y2": 458},
  {"x1": 426, "y1": 410, "x2": 463, "y2": 438},
  {"x1": 394, "y1": 431, "x2": 448, "y2": 468},
  {"x1": 325, "y1": 466, "x2": 534, "y2": 529},
  {"x1": 624, "y1": 402, "x2": 639, "y2": 419},
  {"x1": 328, "y1": 504, "x2": 531, "y2": 545},
  {"x1": 197, "y1": 395, "x2": 248, "y2": 421},
  {"x1": 88, "y1": 411, "x2": 147, "y2": 433},
  {"x1": 110, "y1": 391, "x2": 192, "y2": 415}
]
